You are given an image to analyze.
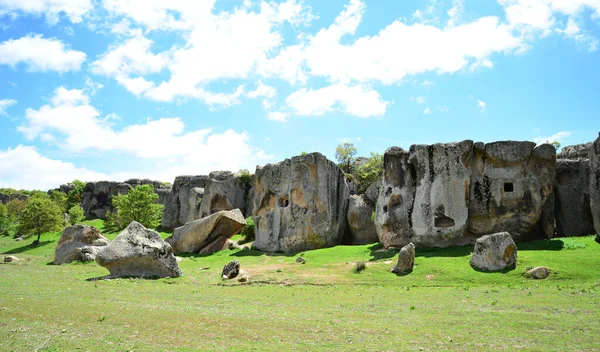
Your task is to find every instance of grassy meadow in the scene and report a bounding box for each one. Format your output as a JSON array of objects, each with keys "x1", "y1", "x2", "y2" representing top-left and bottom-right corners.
[{"x1": 1, "y1": 220, "x2": 599, "y2": 351}]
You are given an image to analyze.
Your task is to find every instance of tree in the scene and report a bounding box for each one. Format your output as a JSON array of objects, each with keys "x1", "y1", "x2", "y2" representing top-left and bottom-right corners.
[
  {"x1": 108, "y1": 185, "x2": 164, "y2": 230},
  {"x1": 0, "y1": 204, "x2": 10, "y2": 236},
  {"x1": 355, "y1": 152, "x2": 384, "y2": 193},
  {"x1": 551, "y1": 141, "x2": 561, "y2": 151},
  {"x1": 66, "y1": 180, "x2": 86, "y2": 210},
  {"x1": 20, "y1": 196, "x2": 64, "y2": 245},
  {"x1": 49, "y1": 190, "x2": 68, "y2": 213},
  {"x1": 68, "y1": 205, "x2": 84, "y2": 225},
  {"x1": 6, "y1": 199, "x2": 28, "y2": 219},
  {"x1": 335, "y1": 143, "x2": 357, "y2": 173}
]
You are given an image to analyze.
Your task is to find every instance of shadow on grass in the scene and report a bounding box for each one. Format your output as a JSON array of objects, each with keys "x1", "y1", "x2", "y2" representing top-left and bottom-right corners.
[
  {"x1": 595, "y1": 235, "x2": 600, "y2": 245},
  {"x1": 517, "y1": 238, "x2": 564, "y2": 251},
  {"x1": 470, "y1": 265, "x2": 516, "y2": 274},
  {"x1": 368, "y1": 243, "x2": 398, "y2": 262},
  {"x1": 2, "y1": 240, "x2": 53, "y2": 254}
]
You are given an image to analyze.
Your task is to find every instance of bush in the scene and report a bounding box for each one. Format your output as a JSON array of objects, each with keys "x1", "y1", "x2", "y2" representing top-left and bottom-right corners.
[
  {"x1": 335, "y1": 143, "x2": 357, "y2": 173},
  {"x1": 67, "y1": 205, "x2": 84, "y2": 225},
  {"x1": 355, "y1": 152, "x2": 383, "y2": 193},
  {"x1": 238, "y1": 169, "x2": 253, "y2": 189},
  {"x1": 66, "y1": 180, "x2": 86, "y2": 210},
  {"x1": 353, "y1": 260, "x2": 366, "y2": 273},
  {"x1": 106, "y1": 185, "x2": 164, "y2": 230},
  {"x1": 49, "y1": 190, "x2": 68, "y2": 213},
  {"x1": 20, "y1": 195, "x2": 64, "y2": 244},
  {"x1": 240, "y1": 217, "x2": 255, "y2": 240}
]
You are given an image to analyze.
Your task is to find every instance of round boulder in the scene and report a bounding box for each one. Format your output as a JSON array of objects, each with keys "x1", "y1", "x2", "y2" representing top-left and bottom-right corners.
[{"x1": 470, "y1": 232, "x2": 517, "y2": 272}]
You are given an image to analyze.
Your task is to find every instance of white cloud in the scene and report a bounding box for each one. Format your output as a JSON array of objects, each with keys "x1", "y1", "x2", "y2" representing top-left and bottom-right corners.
[
  {"x1": 0, "y1": 98, "x2": 16, "y2": 115},
  {"x1": 247, "y1": 81, "x2": 276, "y2": 99},
  {"x1": 477, "y1": 100, "x2": 486, "y2": 112},
  {"x1": 557, "y1": 17, "x2": 599, "y2": 52},
  {"x1": 411, "y1": 96, "x2": 426, "y2": 104},
  {"x1": 438, "y1": 105, "x2": 449, "y2": 112},
  {"x1": 0, "y1": 34, "x2": 86, "y2": 72},
  {"x1": 16, "y1": 86, "x2": 273, "y2": 181},
  {"x1": 267, "y1": 111, "x2": 288, "y2": 122},
  {"x1": 0, "y1": 0, "x2": 93, "y2": 24},
  {"x1": 0, "y1": 145, "x2": 109, "y2": 190},
  {"x1": 533, "y1": 131, "x2": 572, "y2": 145},
  {"x1": 282, "y1": 83, "x2": 388, "y2": 118},
  {"x1": 422, "y1": 79, "x2": 435, "y2": 86},
  {"x1": 424, "y1": 108, "x2": 431, "y2": 114}
]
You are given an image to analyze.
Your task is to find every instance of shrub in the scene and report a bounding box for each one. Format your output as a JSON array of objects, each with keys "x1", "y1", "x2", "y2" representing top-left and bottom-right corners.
[
  {"x1": 238, "y1": 169, "x2": 253, "y2": 189},
  {"x1": 240, "y1": 217, "x2": 255, "y2": 240},
  {"x1": 355, "y1": 152, "x2": 383, "y2": 193},
  {"x1": 66, "y1": 180, "x2": 86, "y2": 210},
  {"x1": 335, "y1": 143, "x2": 357, "y2": 173},
  {"x1": 49, "y1": 190, "x2": 68, "y2": 213},
  {"x1": 20, "y1": 195, "x2": 64, "y2": 244},
  {"x1": 107, "y1": 185, "x2": 164, "y2": 230},
  {"x1": 67, "y1": 205, "x2": 84, "y2": 225},
  {"x1": 353, "y1": 260, "x2": 366, "y2": 273}
]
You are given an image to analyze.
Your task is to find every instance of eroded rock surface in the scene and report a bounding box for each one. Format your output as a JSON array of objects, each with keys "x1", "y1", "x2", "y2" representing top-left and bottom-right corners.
[
  {"x1": 222, "y1": 259, "x2": 240, "y2": 280},
  {"x1": 96, "y1": 221, "x2": 182, "y2": 278},
  {"x1": 165, "y1": 209, "x2": 246, "y2": 254},
  {"x1": 470, "y1": 232, "x2": 517, "y2": 272},
  {"x1": 252, "y1": 152, "x2": 350, "y2": 253},
  {"x1": 557, "y1": 143, "x2": 592, "y2": 159},
  {"x1": 555, "y1": 159, "x2": 594, "y2": 237},
  {"x1": 198, "y1": 171, "x2": 250, "y2": 218},
  {"x1": 346, "y1": 195, "x2": 377, "y2": 245},
  {"x1": 161, "y1": 175, "x2": 209, "y2": 229},
  {"x1": 0, "y1": 193, "x2": 28, "y2": 205},
  {"x1": 54, "y1": 225, "x2": 109, "y2": 264},
  {"x1": 591, "y1": 134, "x2": 600, "y2": 236},
  {"x1": 375, "y1": 141, "x2": 556, "y2": 248}
]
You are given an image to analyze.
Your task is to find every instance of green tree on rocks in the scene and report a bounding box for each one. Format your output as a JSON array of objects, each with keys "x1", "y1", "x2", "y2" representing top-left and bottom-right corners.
[
  {"x1": 20, "y1": 195, "x2": 64, "y2": 245},
  {"x1": 109, "y1": 184, "x2": 164, "y2": 230}
]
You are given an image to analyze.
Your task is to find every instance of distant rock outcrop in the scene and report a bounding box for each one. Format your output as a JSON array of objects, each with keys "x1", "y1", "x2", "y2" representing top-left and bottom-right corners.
[
  {"x1": 375, "y1": 141, "x2": 556, "y2": 248},
  {"x1": 346, "y1": 194, "x2": 378, "y2": 245},
  {"x1": 198, "y1": 171, "x2": 251, "y2": 218},
  {"x1": 161, "y1": 175, "x2": 209, "y2": 229},
  {"x1": 0, "y1": 193, "x2": 28, "y2": 205},
  {"x1": 252, "y1": 152, "x2": 350, "y2": 253},
  {"x1": 554, "y1": 158, "x2": 594, "y2": 237},
  {"x1": 96, "y1": 221, "x2": 182, "y2": 278},
  {"x1": 557, "y1": 142, "x2": 592, "y2": 160},
  {"x1": 81, "y1": 179, "x2": 169, "y2": 219}
]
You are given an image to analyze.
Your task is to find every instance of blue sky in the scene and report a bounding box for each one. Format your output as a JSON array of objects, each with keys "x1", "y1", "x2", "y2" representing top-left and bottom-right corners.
[{"x1": 0, "y1": 0, "x2": 599, "y2": 190}]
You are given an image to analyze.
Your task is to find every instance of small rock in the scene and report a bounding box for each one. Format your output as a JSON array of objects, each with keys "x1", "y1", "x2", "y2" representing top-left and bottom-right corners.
[
  {"x1": 221, "y1": 259, "x2": 240, "y2": 280},
  {"x1": 175, "y1": 256, "x2": 183, "y2": 262},
  {"x1": 4, "y1": 255, "x2": 19, "y2": 263},
  {"x1": 296, "y1": 256, "x2": 306, "y2": 263},
  {"x1": 391, "y1": 243, "x2": 415, "y2": 275},
  {"x1": 527, "y1": 266, "x2": 550, "y2": 279},
  {"x1": 470, "y1": 232, "x2": 517, "y2": 272},
  {"x1": 237, "y1": 269, "x2": 249, "y2": 282},
  {"x1": 15, "y1": 236, "x2": 23, "y2": 242}
]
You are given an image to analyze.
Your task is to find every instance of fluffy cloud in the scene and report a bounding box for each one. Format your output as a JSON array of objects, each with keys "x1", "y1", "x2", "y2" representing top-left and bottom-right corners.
[
  {"x1": 477, "y1": 100, "x2": 486, "y2": 112},
  {"x1": 0, "y1": 35, "x2": 86, "y2": 72},
  {"x1": 0, "y1": 0, "x2": 93, "y2": 24},
  {"x1": 0, "y1": 145, "x2": 109, "y2": 190},
  {"x1": 533, "y1": 131, "x2": 572, "y2": 145},
  {"x1": 17, "y1": 86, "x2": 273, "y2": 181},
  {"x1": 424, "y1": 108, "x2": 431, "y2": 114},
  {"x1": 411, "y1": 96, "x2": 426, "y2": 104},
  {"x1": 0, "y1": 98, "x2": 16, "y2": 115},
  {"x1": 282, "y1": 83, "x2": 388, "y2": 118}
]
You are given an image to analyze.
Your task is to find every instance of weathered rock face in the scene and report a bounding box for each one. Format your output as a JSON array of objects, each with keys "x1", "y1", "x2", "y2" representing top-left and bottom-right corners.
[
  {"x1": 54, "y1": 225, "x2": 109, "y2": 264},
  {"x1": 198, "y1": 171, "x2": 250, "y2": 219},
  {"x1": 81, "y1": 179, "x2": 169, "y2": 219},
  {"x1": 165, "y1": 209, "x2": 246, "y2": 254},
  {"x1": 364, "y1": 180, "x2": 380, "y2": 205},
  {"x1": 161, "y1": 175, "x2": 209, "y2": 229},
  {"x1": 555, "y1": 159, "x2": 595, "y2": 237},
  {"x1": 0, "y1": 193, "x2": 29, "y2": 205},
  {"x1": 346, "y1": 195, "x2": 378, "y2": 245},
  {"x1": 197, "y1": 237, "x2": 234, "y2": 255},
  {"x1": 391, "y1": 242, "x2": 415, "y2": 275},
  {"x1": 252, "y1": 152, "x2": 350, "y2": 253},
  {"x1": 375, "y1": 141, "x2": 555, "y2": 248},
  {"x1": 96, "y1": 221, "x2": 182, "y2": 278},
  {"x1": 469, "y1": 232, "x2": 517, "y2": 272},
  {"x1": 222, "y1": 259, "x2": 240, "y2": 280},
  {"x1": 468, "y1": 142, "x2": 556, "y2": 241},
  {"x1": 557, "y1": 143, "x2": 592, "y2": 160},
  {"x1": 591, "y1": 134, "x2": 600, "y2": 236}
]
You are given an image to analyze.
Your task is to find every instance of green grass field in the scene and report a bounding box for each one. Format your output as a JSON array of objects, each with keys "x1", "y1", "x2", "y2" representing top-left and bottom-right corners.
[{"x1": 1, "y1": 221, "x2": 599, "y2": 351}]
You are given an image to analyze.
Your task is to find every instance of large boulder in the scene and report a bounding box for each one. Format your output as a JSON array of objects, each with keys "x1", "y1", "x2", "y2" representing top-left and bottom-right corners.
[
  {"x1": 391, "y1": 242, "x2": 415, "y2": 275},
  {"x1": 468, "y1": 142, "x2": 556, "y2": 241},
  {"x1": 346, "y1": 195, "x2": 378, "y2": 245},
  {"x1": 554, "y1": 159, "x2": 595, "y2": 237},
  {"x1": 161, "y1": 175, "x2": 209, "y2": 229},
  {"x1": 591, "y1": 134, "x2": 600, "y2": 236},
  {"x1": 469, "y1": 232, "x2": 517, "y2": 272},
  {"x1": 165, "y1": 209, "x2": 246, "y2": 254},
  {"x1": 252, "y1": 152, "x2": 350, "y2": 253},
  {"x1": 198, "y1": 171, "x2": 250, "y2": 218},
  {"x1": 54, "y1": 225, "x2": 109, "y2": 264},
  {"x1": 96, "y1": 221, "x2": 182, "y2": 278}
]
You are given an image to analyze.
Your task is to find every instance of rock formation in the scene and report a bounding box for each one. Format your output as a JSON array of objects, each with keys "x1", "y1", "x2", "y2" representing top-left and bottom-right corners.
[
  {"x1": 161, "y1": 175, "x2": 209, "y2": 229},
  {"x1": 591, "y1": 134, "x2": 600, "y2": 236},
  {"x1": 252, "y1": 152, "x2": 350, "y2": 253},
  {"x1": 469, "y1": 232, "x2": 517, "y2": 272},
  {"x1": 81, "y1": 179, "x2": 169, "y2": 219},
  {"x1": 54, "y1": 225, "x2": 109, "y2": 264},
  {"x1": 165, "y1": 209, "x2": 246, "y2": 254},
  {"x1": 391, "y1": 242, "x2": 415, "y2": 275},
  {"x1": 346, "y1": 195, "x2": 378, "y2": 244},
  {"x1": 376, "y1": 141, "x2": 556, "y2": 248},
  {"x1": 222, "y1": 259, "x2": 240, "y2": 280},
  {"x1": 0, "y1": 193, "x2": 28, "y2": 205},
  {"x1": 554, "y1": 157, "x2": 594, "y2": 237},
  {"x1": 198, "y1": 171, "x2": 251, "y2": 218},
  {"x1": 95, "y1": 221, "x2": 182, "y2": 278},
  {"x1": 557, "y1": 143, "x2": 592, "y2": 159}
]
